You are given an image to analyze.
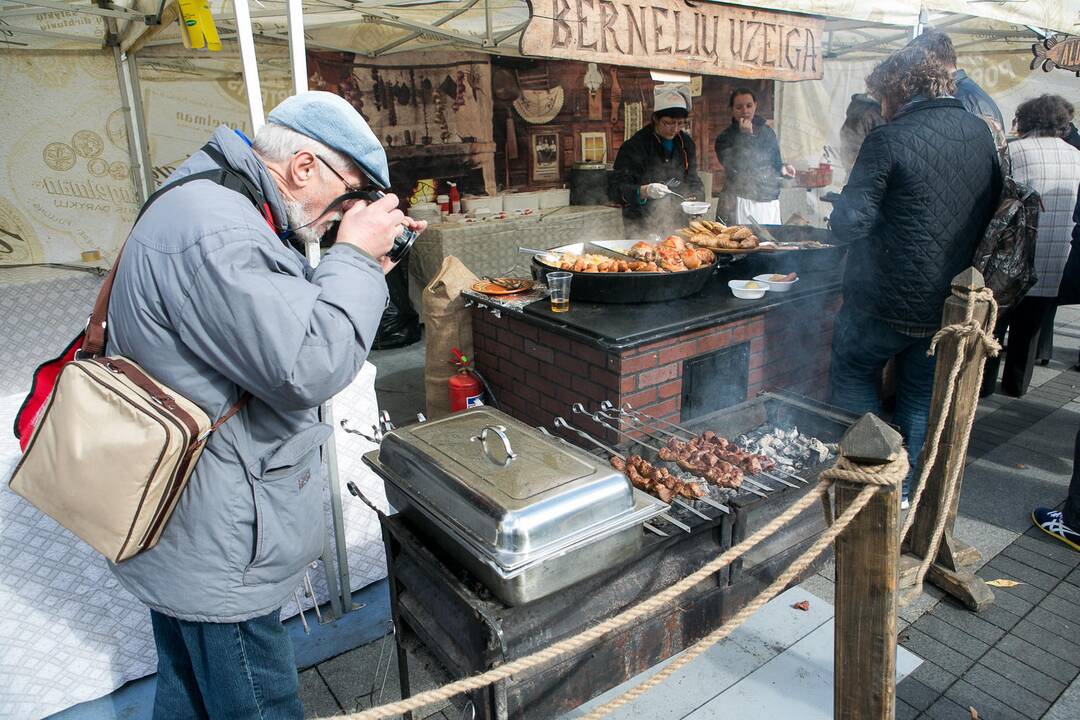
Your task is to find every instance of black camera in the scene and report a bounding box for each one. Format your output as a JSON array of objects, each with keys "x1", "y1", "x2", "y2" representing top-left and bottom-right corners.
[{"x1": 317, "y1": 189, "x2": 419, "y2": 262}]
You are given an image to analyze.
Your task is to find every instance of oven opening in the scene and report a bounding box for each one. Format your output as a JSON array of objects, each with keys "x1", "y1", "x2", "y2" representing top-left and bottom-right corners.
[{"x1": 681, "y1": 343, "x2": 750, "y2": 421}]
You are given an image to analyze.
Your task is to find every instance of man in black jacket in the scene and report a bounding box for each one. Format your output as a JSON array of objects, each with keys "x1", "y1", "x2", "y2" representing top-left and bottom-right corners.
[
  {"x1": 828, "y1": 46, "x2": 1001, "y2": 501},
  {"x1": 909, "y1": 30, "x2": 1004, "y2": 132},
  {"x1": 609, "y1": 85, "x2": 705, "y2": 237}
]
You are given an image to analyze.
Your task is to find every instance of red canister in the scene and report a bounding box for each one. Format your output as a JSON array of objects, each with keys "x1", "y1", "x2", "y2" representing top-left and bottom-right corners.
[{"x1": 449, "y1": 370, "x2": 484, "y2": 411}]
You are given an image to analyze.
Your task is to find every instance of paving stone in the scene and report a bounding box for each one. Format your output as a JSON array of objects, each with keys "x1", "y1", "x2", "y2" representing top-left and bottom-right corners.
[
  {"x1": 1039, "y1": 592, "x2": 1080, "y2": 623},
  {"x1": 944, "y1": 679, "x2": 1029, "y2": 720},
  {"x1": 1067, "y1": 566, "x2": 1080, "y2": 587},
  {"x1": 300, "y1": 669, "x2": 343, "y2": 719},
  {"x1": 977, "y1": 564, "x2": 1050, "y2": 604},
  {"x1": 1025, "y1": 606, "x2": 1080, "y2": 645},
  {"x1": 899, "y1": 627, "x2": 975, "y2": 677},
  {"x1": 930, "y1": 599, "x2": 1007, "y2": 645},
  {"x1": 1043, "y1": 674, "x2": 1080, "y2": 720},
  {"x1": 982, "y1": 582, "x2": 1036, "y2": 617},
  {"x1": 922, "y1": 694, "x2": 974, "y2": 720},
  {"x1": 1050, "y1": 580, "x2": 1080, "y2": 605},
  {"x1": 985, "y1": 555, "x2": 1058, "y2": 593},
  {"x1": 1001, "y1": 543, "x2": 1075, "y2": 579},
  {"x1": 1013, "y1": 533, "x2": 1080, "y2": 568},
  {"x1": 907, "y1": 659, "x2": 959, "y2": 694},
  {"x1": 979, "y1": 647, "x2": 1067, "y2": 703},
  {"x1": 912, "y1": 615, "x2": 991, "y2": 660},
  {"x1": 897, "y1": 698, "x2": 920, "y2": 720},
  {"x1": 961, "y1": 663, "x2": 1052, "y2": 718},
  {"x1": 897, "y1": 676, "x2": 939, "y2": 712},
  {"x1": 1011, "y1": 619, "x2": 1080, "y2": 666},
  {"x1": 995, "y1": 632, "x2": 1080, "y2": 684}
]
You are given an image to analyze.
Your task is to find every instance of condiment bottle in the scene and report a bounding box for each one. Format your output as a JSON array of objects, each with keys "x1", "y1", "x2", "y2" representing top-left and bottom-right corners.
[{"x1": 448, "y1": 182, "x2": 461, "y2": 215}]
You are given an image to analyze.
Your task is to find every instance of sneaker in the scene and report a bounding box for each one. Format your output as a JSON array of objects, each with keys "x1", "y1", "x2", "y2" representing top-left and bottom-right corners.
[
  {"x1": 1031, "y1": 508, "x2": 1080, "y2": 552},
  {"x1": 901, "y1": 496, "x2": 910, "y2": 511}
]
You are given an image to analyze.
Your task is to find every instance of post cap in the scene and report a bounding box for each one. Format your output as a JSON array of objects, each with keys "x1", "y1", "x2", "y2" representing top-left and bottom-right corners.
[
  {"x1": 951, "y1": 267, "x2": 985, "y2": 292},
  {"x1": 838, "y1": 413, "x2": 904, "y2": 464}
]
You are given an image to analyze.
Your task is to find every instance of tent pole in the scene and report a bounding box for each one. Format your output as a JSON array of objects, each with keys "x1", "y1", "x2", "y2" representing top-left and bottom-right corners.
[
  {"x1": 124, "y1": 52, "x2": 156, "y2": 198},
  {"x1": 232, "y1": 0, "x2": 265, "y2": 133},
  {"x1": 286, "y1": 0, "x2": 308, "y2": 95},
  {"x1": 287, "y1": 0, "x2": 356, "y2": 620},
  {"x1": 108, "y1": 22, "x2": 148, "y2": 205}
]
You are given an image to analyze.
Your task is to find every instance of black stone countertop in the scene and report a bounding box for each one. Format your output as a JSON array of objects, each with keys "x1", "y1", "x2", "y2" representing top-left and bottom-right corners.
[{"x1": 470, "y1": 266, "x2": 844, "y2": 353}]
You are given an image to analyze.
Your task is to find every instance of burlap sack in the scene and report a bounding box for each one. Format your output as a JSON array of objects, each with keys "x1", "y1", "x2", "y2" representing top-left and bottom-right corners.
[{"x1": 422, "y1": 256, "x2": 478, "y2": 418}]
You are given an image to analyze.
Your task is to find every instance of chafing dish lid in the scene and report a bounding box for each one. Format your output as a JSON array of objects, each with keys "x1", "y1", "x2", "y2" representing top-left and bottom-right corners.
[{"x1": 376, "y1": 408, "x2": 637, "y2": 565}]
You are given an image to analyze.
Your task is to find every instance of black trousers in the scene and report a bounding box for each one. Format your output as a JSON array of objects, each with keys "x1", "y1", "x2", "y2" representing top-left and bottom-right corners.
[
  {"x1": 1067, "y1": 428, "x2": 1080, "y2": 530},
  {"x1": 982, "y1": 296, "x2": 1057, "y2": 397}
]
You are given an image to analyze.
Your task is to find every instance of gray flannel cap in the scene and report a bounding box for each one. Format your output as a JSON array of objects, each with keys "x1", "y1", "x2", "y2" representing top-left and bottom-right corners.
[{"x1": 267, "y1": 91, "x2": 389, "y2": 190}]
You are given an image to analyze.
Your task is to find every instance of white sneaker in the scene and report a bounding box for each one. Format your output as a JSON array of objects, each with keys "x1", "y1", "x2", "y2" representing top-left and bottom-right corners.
[{"x1": 901, "y1": 496, "x2": 910, "y2": 511}]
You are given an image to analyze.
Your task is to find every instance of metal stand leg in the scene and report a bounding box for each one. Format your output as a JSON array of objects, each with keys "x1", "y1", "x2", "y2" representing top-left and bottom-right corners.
[{"x1": 383, "y1": 524, "x2": 414, "y2": 720}]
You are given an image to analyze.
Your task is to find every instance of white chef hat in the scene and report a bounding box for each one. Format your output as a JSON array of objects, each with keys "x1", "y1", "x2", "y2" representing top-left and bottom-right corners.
[{"x1": 654, "y1": 84, "x2": 692, "y2": 115}]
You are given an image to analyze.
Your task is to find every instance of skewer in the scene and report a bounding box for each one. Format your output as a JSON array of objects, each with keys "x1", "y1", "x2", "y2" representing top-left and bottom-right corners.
[
  {"x1": 570, "y1": 405, "x2": 766, "y2": 500},
  {"x1": 600, "y1": 403, "x2": 685, "y2": 442},
  {"x1": 615, "y1": 402, "x2": 810, "y2": 488},
  {"x1": 760, "y1": 470, "x2": 800, "y2": 488},
  {"x1": 552, "y1": 417, "x2": 716, "y2": 521},
  {"x1": 742, "y1": 477, "x2": 776, "y2": 493},
  {"x1": 607, "y1": 401, "x2": 697, "y2": 438},
  {"x1": 643, "y1": 522, "x2": 669, "y2": 537}
]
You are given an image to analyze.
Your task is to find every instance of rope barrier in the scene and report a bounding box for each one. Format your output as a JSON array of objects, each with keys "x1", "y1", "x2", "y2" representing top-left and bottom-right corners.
[
  {"x1": 345, "y1": 453, "x2": 907, "y2": 719},
  {"x1": 898, "y1": 287, "x2": 999, "y2": 606}
]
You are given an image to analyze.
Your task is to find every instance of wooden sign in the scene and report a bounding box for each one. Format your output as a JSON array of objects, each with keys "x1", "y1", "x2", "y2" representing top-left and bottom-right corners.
[
  {"x1": 1032, "y1": 36, "x2": 1080, "y2": 77},
  {"x1": 521, "y1": 0, "x2": 824, "y2": 81}
]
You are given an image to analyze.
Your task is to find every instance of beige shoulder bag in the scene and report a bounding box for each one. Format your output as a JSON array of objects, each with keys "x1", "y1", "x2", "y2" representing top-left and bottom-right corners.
[{"x1": 9, "y1": 251, "x2": 247, "y2": 562}]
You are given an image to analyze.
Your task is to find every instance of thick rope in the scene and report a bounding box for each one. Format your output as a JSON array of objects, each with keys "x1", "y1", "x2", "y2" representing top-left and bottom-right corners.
[
  {"x1": 345, "y1": 455, "x2": 906, "y2": 720},
  {"x1": 899, "y1": 287, "x2": 999, "y2": 605},
  {"x1": 581, "y1": 453, "x2": 906, "y2": 719}
]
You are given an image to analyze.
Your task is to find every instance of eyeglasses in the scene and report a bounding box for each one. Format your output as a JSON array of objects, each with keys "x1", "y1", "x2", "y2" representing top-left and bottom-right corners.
[{"x1": 313, "y1": 153, "x2": 362, "y2": 193}]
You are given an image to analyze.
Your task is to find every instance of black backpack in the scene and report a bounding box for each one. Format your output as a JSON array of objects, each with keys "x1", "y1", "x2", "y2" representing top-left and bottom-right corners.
[{"x1": 971, "y1": 168, "x2": 1041, "y2": 313}]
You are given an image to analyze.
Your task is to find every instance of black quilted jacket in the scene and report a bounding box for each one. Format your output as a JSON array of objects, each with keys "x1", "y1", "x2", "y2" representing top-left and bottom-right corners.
[{"x1": 832, "y1": 97, "x2": 1002, "y2": 334}]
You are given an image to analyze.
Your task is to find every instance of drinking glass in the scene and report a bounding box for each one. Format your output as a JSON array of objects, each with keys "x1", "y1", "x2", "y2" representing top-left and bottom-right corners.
[{"x1": 547, "y1": 272, "x2": 572, "y2": 313}]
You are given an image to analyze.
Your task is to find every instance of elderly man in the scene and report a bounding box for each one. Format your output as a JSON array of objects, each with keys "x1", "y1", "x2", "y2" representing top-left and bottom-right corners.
[{"x1": 106, "y1": 91, "x2": 424, "y2": 718}]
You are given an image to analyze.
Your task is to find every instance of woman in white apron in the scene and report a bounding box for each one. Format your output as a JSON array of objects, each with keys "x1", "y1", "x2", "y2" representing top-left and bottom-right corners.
[{"x1": 714, "y1": 88, "x2": 795, "y2": 225}]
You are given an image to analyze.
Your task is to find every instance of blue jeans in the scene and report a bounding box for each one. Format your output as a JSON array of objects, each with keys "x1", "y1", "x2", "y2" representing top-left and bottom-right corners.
[
  {"x1": 151, "y1": 609, "x2": 302, "y2": 720},
  {"x1": 828, "y1": 306, "x2": 937, "y2": 496}
]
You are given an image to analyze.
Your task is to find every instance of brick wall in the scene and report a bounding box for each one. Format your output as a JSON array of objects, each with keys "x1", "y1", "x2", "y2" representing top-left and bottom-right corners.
[{"x1": 472, "y1": 293, "x2": 840, "y2": 444}]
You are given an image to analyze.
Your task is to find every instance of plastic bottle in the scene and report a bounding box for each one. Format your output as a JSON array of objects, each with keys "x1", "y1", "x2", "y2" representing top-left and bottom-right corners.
[{"x1": 449, "y1": 182, "x2": 461, "y2": 215}]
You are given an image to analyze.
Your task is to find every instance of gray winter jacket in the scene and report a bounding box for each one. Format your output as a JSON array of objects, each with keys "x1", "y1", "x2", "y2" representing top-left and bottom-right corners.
[{"x1": 106, "y1": 126, "x2": 388, "y2": 622}]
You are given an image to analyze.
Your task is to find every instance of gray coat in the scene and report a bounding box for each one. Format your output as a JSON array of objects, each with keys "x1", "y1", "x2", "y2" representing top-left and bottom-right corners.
[{"x1": 107, "y1": 127, "x2": 388, "y2": 622}]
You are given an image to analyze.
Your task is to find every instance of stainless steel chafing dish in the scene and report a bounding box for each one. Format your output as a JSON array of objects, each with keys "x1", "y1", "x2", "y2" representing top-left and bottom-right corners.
[{"x1": 362, "y1": 408, "x2": 668, "y2": 605}]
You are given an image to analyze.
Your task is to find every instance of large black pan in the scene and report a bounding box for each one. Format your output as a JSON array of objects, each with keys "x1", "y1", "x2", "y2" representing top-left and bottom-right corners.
[
  {"x1": 736, "y1": 225, "x2": 848, "y2": 275},
  {"x1": 530, "y1": 239, "x2": 726, "y2": 304}
]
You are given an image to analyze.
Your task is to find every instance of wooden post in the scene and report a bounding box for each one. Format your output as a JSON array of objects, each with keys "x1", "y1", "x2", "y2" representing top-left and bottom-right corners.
[
  {"x1": 834, "y1": 413, "x2": 903, "y2": 720},
  {"x1": 900, "y1": 268, "x2": 994, "y2": 611}
]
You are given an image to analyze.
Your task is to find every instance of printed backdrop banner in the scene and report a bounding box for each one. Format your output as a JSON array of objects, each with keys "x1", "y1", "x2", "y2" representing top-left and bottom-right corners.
[{"x1": 0, "y1": 50, "x2": 139, "y2": 267}]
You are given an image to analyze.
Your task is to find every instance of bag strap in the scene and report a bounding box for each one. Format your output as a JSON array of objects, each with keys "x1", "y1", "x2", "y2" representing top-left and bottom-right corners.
[
  {"x1": 80, "y1": 144, "x2": 265, "y2": 429},
  {"x1": 82, "y1": 145, "x2": 269, "y2": 358}
]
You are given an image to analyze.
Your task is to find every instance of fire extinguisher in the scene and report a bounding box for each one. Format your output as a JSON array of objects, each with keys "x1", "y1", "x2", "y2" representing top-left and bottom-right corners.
[{"x1": 448, "y1": 348, "x2": 484, "y2": 411}]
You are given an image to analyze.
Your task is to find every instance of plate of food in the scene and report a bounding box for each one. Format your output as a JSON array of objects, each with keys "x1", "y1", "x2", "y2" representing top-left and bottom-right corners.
[
  {"x1": 753, "y1": 273, "x2": 799, "y2": 291},
  {"x1": 471, "y1": 278, "x2": 535, "y2": 296},
  {"x1": 676, "y1": 220, "x2": 761, "y2": 253}
]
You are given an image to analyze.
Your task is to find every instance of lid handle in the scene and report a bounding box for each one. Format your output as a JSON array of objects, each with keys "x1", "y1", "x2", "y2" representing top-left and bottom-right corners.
[{"x1": 470, "y1": 425, "x2": 517, "y2": 467}]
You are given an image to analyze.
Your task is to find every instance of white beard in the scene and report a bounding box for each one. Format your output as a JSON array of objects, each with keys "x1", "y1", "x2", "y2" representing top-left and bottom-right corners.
[{"x1": 284, "y1": 197, "x2": 342, "y2": 246}]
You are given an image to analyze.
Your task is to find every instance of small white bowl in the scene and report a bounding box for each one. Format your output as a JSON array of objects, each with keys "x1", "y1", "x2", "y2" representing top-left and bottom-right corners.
[
  {"x1": 681, "y1": 201, "x2": 711, "y2": 216},
  {"x1": 753, "y1": 273, "x2": 799, "y2": 292},
  {"x1": 728, "y1": 280, "x2": 767, "y2": 299}
]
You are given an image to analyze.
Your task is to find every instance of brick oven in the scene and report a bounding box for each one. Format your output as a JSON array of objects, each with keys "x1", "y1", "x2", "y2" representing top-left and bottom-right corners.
[{"x1": 470, "y1": 269, "x2": 843, "y2": 441}]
